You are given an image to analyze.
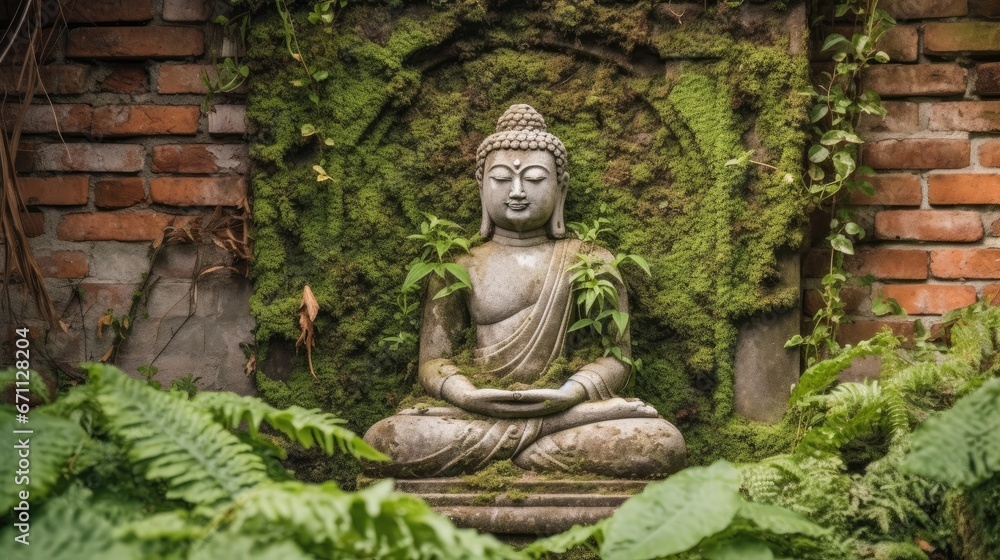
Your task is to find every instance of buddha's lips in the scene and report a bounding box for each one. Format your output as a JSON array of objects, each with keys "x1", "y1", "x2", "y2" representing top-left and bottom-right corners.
[{"x1": 506, "y1": 201, "x2": 530, "y2": 210}]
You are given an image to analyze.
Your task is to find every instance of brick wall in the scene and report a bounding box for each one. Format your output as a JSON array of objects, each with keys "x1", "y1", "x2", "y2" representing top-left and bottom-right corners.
[
  {"x1": 805, "y1": 0, "x2": 1000, "y2": 358},
  {"x1": 2, "y1": 0, "x2": 254, "y2": 393}
]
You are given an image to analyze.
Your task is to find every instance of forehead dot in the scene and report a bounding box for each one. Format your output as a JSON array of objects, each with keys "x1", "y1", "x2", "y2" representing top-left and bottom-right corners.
[{"x1": 513, "y1": 159, "x2": 521, "y2": 169}]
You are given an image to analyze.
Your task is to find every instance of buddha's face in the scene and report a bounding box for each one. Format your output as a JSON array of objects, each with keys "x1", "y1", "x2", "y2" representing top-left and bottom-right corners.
[{"x1": 482, "y1": 149, "x2": 561, "y2": 233}]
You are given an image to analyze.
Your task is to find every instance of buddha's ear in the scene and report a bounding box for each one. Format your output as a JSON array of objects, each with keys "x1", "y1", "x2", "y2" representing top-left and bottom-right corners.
[
  {"x1": 479, "y1": 183, "x2": 495, "y2": 239},
  {"x1": 548, "y1": 172, "x2": 570, "y2": 238}
]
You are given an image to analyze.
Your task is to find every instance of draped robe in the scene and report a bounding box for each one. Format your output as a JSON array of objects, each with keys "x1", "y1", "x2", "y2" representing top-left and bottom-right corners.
[{"x1": 363, "y1": 238, "x2": 683, "y2": 478}]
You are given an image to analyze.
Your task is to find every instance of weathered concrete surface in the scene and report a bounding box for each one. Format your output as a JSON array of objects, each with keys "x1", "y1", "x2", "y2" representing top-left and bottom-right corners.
[
  {"x1": 0, "y1": 241, "x2": 255, "y2": 395},
  {"x1": 734, "y1": 252, "x2": 801, "y2": 423}
]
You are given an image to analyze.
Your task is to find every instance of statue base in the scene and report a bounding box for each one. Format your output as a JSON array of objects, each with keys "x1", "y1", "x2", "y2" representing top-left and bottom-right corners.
[{"x1": 393, "y1": 478, "x2": 647, "y2": 535}]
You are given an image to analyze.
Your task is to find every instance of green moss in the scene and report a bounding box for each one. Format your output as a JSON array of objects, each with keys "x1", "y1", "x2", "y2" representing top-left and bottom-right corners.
[
  {"x1": 246, "y1": 0, "x2": 810, "y2": 483},
  {"x1": 460, "y1": 460, "x2": 524, "y2": 492}
]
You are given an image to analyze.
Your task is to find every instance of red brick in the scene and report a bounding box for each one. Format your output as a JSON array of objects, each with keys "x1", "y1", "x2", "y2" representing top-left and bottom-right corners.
[
  {"x1": 66, "y1": 27, "x2": 204, "y2": 59},
  {"x1": 2, "y1": 104, "x2": 92, "y2": 134},
  {"x1": 879, "y1": 25, "x2": 919, "y2": 63},
  {"x1": 803, "y1": 248, "x2": 928, "y2": 280},
  {"x1": 21, "y1": 212, "x2": 44, "y2": 237},
  {"x1": 163, "y1": 0, "x2": 213, "y2": 22},
  {"x1": 17, "y1": 175, "x2": 89, "y2": 205},
  {"x1": 151, "y1": 144, "x2": 248, "y2": 174},
  {"x1": 838, "y1": 320, "x2": 914, "y2": 346},
  {"x1": 0, "y1": 64, "x2": 89, "y2": 95},
  {"x1": 158, "y1": 64, "x2": 212, "y2": 94},
  {"x1": 150, "y1": 177, "x2": 247, "y2": 206},
  {"x1": 881, "y1": 0, "x2": 967, "y2": 19},
  {"x1": 848, "y1": 173, "x2": 921, "y2": 206},
  {"x1": 925, "y1": 23, "x2": 1000, "y2": 55},
  {"x1": 863, "y1": 139, "x2": 969, "y2": 170},
  {"x1": 57, "y1": 211, "x2": 197, "y2": 242},
  {"x1": 804, "y1": 286, "x2": 867, "y2": 316},
  {"x1": 975, "y1": 62, "x2": 1000, "y2": 95},
  {"x1": 91, "y1": 105, "x2": 200, "y2": 136},
  {"x1": 100, "y1": 66, "x2": 148, "y2": 94},
  {"x1": 862, "y1": 64, "x2": 967, "y2": 97},
  {"x1": 882, "y1": 284, "x2": 977, "y2": 315},
  {"x1": 931, "y1": 249, "x2": 1000, "y2": 278},
  {"x1": 984, "y1": 285, "x2": 1000, "y2": 305},
  {"x1": 980, "y1": 139, "x2": 1000, "y2": 166},
  {"x1": 34, "y1": 144, "x2": 144, "y2": 173},
  {"x1": 858, "y1": 101, "x2": 919, "y2": 134},
  {"x1": 990, "y1": 218, "x2": 1000, "y2": 236},
  {"x1": 95, "y1": 178, "x2": 146, "y2": 208},
  {"x1": 853, "y1": 248, "x2": 929, "y2": 280},
  {"x1": 929, "y1": 101, "x2": 1000, "y2": 132},
  {"x1": 36, "y1": 251, "x2": 88, "y2": 279},
  {"x1": 66, "y1": 0, "x2": 153, "y2": 22},
  {"x1": 875, "y1": 210, "x2": 982, "y2": 242},
  {"x1": 928, "y1": 174, "x2": 1000, "y2": 204},
  {"x1": 970, "y1": 0, "x2": 1000, "y2": 17}
]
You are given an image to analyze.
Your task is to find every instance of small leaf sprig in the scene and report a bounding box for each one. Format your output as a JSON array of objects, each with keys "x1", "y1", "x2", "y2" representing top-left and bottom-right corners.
[
  {"x1": 567, "y1": 218, "x2": 650, "y2": 368},
  {"x1": 384, "y1": 214, "x2": 474, "y2": 349}
]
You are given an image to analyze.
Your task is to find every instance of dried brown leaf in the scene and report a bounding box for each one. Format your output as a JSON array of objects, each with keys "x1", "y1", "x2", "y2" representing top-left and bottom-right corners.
[
  {"x1": 96, "y1": 309, "x2": 113, "y2": 339},
  {"x1": 295, "y1": 285, "x2": 319, "y2": 380}
]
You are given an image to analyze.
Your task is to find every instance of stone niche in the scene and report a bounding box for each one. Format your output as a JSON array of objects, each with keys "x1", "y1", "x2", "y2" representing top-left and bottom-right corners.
[{"x1": 247, "y1": 0, "x2": 808, "y2": 534}]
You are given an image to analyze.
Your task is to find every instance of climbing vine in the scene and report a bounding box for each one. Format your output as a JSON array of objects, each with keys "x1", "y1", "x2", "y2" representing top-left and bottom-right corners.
[{"x1": 785, "y1": 0, "x2": 898, "y2": 365}]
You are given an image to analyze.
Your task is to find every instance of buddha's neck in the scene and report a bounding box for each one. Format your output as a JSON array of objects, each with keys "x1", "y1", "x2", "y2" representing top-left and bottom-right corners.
[{"x1": 491, "y1": 226, "x2": 549, "y2": 247}]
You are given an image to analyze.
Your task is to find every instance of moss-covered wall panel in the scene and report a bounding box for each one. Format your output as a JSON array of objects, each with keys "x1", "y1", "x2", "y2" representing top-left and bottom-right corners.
[{"x1": 246, "y1": 0, "x2": 809, "y2": 481}]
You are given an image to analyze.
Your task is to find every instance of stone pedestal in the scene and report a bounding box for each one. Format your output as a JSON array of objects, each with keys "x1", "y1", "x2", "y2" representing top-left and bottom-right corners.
[{"x1": 393, "y1": 478, "x2": 646, "y2": 535}]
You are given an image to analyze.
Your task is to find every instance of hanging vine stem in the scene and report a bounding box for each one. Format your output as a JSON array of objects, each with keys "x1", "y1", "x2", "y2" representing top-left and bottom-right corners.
[{"x1": 783, "y1": 0, "x2": 899, "y2": 366}]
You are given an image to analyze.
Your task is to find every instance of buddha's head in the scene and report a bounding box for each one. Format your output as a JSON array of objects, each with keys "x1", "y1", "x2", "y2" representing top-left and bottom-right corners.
[{"x1": 475, "y1": 104, "x2": 569, "y2": 239}]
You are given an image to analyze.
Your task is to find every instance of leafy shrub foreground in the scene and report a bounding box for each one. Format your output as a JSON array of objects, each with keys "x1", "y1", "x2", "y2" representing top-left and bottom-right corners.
[{"x1": 4, "y1": 303, "x2": 1000, "y2": 559}]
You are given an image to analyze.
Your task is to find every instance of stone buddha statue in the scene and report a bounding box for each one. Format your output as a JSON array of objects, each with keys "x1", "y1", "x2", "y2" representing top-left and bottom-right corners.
[{"x1": 364, "y1": 105, "x2": 686, "y2": 478}]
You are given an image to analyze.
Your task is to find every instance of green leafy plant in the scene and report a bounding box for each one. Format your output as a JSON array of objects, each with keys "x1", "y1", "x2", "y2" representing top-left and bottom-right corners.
[
  {"x1": 524, "y1": 461, "x2": 828, "y2": 560},
  {"x1": 567, "y1": 219, "x2": 650, "y2": 368},
  {"x1": 785, "y1": 0, "x2": 898, "y2": 365},
  {"x1": 384, "y1": 214, "x2": 474, "y2": 349}
]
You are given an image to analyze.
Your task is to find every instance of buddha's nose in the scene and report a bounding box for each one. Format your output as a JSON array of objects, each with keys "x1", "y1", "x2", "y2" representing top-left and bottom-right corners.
[{"x1": 509, "y1": 178, "x2": 527, "y2": 199}]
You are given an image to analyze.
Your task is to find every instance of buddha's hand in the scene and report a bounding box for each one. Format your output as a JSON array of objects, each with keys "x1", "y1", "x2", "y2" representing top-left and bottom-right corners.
[{"x1": 441, "y1": 377, "x2": 587, "y2": 418}]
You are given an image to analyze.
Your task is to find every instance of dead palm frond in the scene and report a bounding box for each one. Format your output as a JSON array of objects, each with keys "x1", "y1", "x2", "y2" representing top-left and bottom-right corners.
[{"x1": 1, "y1": 0, "x2": 66, "y2": 327}]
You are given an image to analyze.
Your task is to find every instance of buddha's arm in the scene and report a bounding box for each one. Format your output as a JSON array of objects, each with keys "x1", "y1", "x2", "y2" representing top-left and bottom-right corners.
[
  {"x1": 417, "y1": 275, "x2": 470, "y2": 399},
  {"x1": 568, "y1": 257, "x2": 633, "y2": 400}
]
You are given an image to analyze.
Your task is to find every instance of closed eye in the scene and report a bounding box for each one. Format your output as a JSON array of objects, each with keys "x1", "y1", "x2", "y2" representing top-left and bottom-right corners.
[{"x1": 491, "y1": 175, "x2": 512, "y2": 181}]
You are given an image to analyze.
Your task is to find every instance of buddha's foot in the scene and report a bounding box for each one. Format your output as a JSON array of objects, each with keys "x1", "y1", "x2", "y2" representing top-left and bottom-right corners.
[{"x1": 512, "y1": 417, "x2": 686, "y2": 478}]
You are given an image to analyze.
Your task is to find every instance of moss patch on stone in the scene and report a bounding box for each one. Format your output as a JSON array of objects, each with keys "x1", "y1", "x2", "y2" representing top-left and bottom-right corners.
[{"x1": 246, "y1": 0, "x2": 809, "y2": 482}]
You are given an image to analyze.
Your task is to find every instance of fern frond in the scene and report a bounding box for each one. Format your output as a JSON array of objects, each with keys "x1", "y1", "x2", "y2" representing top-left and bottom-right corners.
[
  {"x1": 0, "y1": 406, "x2": 88, "y2": 511},
  {"x1": 191, "y1": 391, "x2": 388, "y2": 462},
  {"x1": 0, "y1": 367, "x2": 50, "y2": 402},
  {"x1": 902, "y1": 378, "x2": 1000, "y2": 487},
  {"x1": 790, "y1": 334, "x2": 897, "y2": 405},
  {"x1": 188, "y1": 531, "x2": 316, "y2": 560},
  {"x1": 219, "y1": 480, "x2": 521, "y2": 560},
  {"x1": 85, "y1": 363, "x2": 269, "y2": 505},
  {"x1": 0, "y1": 503, "x2": 143, "y2": 559}
]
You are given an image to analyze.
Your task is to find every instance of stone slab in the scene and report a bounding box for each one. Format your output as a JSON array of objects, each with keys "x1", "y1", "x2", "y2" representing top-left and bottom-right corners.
[
  {"x1": 440, "y1": 505, "x2": 616, "y2": 535},
  {"x1": 733, "y1": 252, "x2": 801, "y2": 423},
  {"x1": 392, "y1": 478, "x2": 647, "y2": 535}
]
